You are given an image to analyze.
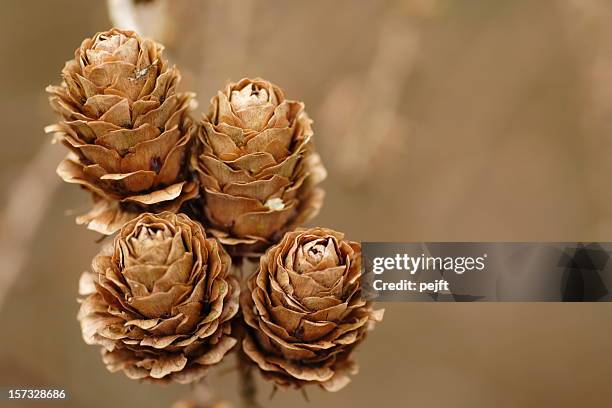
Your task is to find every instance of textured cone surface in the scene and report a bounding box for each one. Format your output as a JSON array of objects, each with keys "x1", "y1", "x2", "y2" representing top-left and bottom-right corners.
[
  {"x1": 240, "y1": 228, "x2": 383, "y2": 391},
  {"x1": 192, "y1": 78, "x2": 327, "y2": 256},
  {"x1": 47, "y1": 28, "x2": 197, "y2": 234},
  {"x1": 77, "y1": 212, "x2": 239, "y2": 384}
]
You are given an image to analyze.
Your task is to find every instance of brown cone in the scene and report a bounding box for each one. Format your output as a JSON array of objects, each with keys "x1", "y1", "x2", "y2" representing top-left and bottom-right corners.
[
  {"x1": 77, "y1": 212, "x2": 239, "y2": 384},
  {"x1": 239, "y1": 227, "x2": 384, "y2": 391},
  {"x1": 192, "y1": 78, "x2": 327, "y2": 256},
  {"x1": 46, "y1": 28, "x2": 198, "y2": 235}
]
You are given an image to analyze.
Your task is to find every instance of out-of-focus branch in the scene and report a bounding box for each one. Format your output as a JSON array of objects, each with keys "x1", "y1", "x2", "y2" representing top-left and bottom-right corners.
[
  {"x1": 172, "y1": 381, "x2": 232, "y2": 408},
  {"x1": 230, "y1": 259, "x2": 261, "y2": 408},
  {"x1": 316, "y1": 1, "x2": 442, "y2": 186},
  {"x1": 197, "y1": 0, "x2": 256, "y2": 88},
  {"x1": 0, "y1": 142, "x2": 63, "y2": 310},
  {"x1": 237, "y1": 352, "x2": 259, "y2": 408},
  {"x1": 107, "y1": 0, "x2": 173, "y2": 43},
  {"x1": 559, "y1": 0, "x2": 612, "y2": 237},
  {"x1": 172, "y1": 399, "x2": 233, "y2": 408}
]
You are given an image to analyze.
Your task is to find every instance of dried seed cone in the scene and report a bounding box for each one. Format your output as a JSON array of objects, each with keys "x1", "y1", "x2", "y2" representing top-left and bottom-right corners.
[
  {"x1": 46, "y1": 28, "x2": 198, "y2": 235},
  {"x1": 77, "y1": 212, "x2": 239, "y2": 384},
  {"x1": 192, "y1": 78, "x2": 327, "y2": 256},
  {"x1": 240, "y1": 228, "x2": 384, "y2": 391}
]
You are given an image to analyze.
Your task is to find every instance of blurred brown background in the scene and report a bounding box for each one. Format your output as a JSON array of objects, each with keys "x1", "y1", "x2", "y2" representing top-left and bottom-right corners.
[{"x1": 2, "y1": 0, "x2": 612, "y2": 407}]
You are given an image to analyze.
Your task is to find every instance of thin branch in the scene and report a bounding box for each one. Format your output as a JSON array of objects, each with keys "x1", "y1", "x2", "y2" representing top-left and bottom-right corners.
[
  {"x1": 106, "y1": 0, "x2": 173, "y2": 43},
  {"x1": 231, "y1": 257, "x2": 261, "y2": 408},
  {"x1": 317, "y1": 9, "x2": 423, "y2": 186},
  {"x1": 197, "y1": 0, "x2": 256, "y2": 87},
  {"x1": 559, "y1": 0, "x2": 612, "y2": 237},
  {"x1": 0, "y1": 142, "x2": 63, "y2": 310},
  {"x1": 237, "y1": 350, "x2": 260, "y2": 408}
]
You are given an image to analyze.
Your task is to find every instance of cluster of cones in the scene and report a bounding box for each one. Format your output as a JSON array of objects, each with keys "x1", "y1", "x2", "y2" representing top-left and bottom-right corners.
[{"x1": 47, "y1": 29, "x2": 383, "y2": 393}]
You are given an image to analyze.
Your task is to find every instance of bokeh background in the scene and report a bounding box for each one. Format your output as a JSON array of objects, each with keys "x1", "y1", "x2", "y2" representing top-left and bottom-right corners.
[{"x1": 2, "y1": 0, "x2": 612, "y2": 407}]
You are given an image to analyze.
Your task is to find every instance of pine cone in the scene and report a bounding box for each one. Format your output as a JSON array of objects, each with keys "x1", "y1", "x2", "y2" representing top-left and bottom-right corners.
[
  {"x1": 240, "y1": 228, "x2": 384, "y2": 391},
  {"x1": 192, "y1": 78, "x2": 327, "y2": 256},
  {"x1": 77, "y1": 212, "x2": 239, "y2": 384},
  {"x1": 46, "y1": 28, "x2": 198, "y2": 235}
]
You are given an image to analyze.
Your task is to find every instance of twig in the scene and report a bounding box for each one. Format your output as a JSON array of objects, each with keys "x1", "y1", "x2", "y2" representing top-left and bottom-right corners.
[
  {"x1": 195, "y1": 0, "x2": 255, "y2": 94},
  {"x1": 106, "y1": 0, "x2": 173, "y2": 43},
  {"x1": 300, "y1": 388, "x2": 309, "y2": 402},
  {"x1": 192, "y1": 381, "x2": 213, "y2": 407},
  {"x1": 0, "y1": 142, "x2": 63, "y2": 311},
  {"x1": 559, "y1": 0, "x2": 612, "y2": 237},
  {"x1": 268, "y1": 386, "x2": 277, "y2": 401},
  {"x1": 237, "y1": 350, "x2": 260, "y2": 408},
  {"x1": 317, "y1": 5, "x2": 428, "y2": 186},
  {"x1": 232, "y1": 258, "x2": 260, "y2": 408}
]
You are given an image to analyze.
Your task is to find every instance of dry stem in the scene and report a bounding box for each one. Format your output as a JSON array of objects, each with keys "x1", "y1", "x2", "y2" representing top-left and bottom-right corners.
[
  {"x1": 106, "y1": 0, "x2": 173, "y2": 43},
  {"x1": 0, "y1": 142, "x2": 62, "y2": 311},
  {"x1": 317, "y1": 8, "x2": 423, "y2": 186},
  {"x1": 232, "y1": 258, "x2": 260, "y2": 408},
  {"x1": 237, "y1": 350, "x2": 260, "y2": 408},
  {"x1": 559, "y1": 0, "x2": 612, "y2": 237}
]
